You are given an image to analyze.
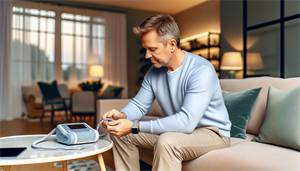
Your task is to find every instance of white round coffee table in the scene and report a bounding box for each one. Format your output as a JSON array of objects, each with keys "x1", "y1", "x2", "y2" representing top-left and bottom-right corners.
[{"x1": 0, "y1": 134, "x2": 113, "y2": 171}]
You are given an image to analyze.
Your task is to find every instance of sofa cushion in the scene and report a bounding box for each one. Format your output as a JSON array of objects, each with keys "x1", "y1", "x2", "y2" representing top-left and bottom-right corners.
[
  {"x1": 139, "y1": 140, "x2": 300, "y2": 171},
  {"x1": 220, "y1": 77, "x2": 300, "y2": 135},
  {"x1": 253, "y1": 86, "x2": 300, "y2": 151},
  {"x1": 230, "y1": 134, "x2": 258, "y2": 146},
  {"x1": 181, "y1": 140, "x2": 300, "y2": 171},
  {"x1": 222, "y1": 88, "x2": 262, "y2": 139}
]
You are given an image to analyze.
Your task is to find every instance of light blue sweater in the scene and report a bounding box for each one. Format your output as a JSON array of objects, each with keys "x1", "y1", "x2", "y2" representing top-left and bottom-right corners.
[{"x1": 121, "y1": 51, "x2": 231, "y2": 137}]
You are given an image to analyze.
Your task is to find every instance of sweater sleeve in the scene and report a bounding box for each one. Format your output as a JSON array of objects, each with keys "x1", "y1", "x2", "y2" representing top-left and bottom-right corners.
[
  {"x1": 139, "y1": 66, "x2": 219, "y2": 134},
  {"x1": 120, "y1": 68, "x2": 155, "y2": 121}
]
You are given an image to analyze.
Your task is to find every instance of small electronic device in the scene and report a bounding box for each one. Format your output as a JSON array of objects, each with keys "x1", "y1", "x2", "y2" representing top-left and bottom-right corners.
[
  {"x1": 56, "y1": 122, "x2": 99, "y2": 145},
  {"x1": 131, "y1": 120, "x2": 139, "y2": 134},
  {"x1": 0, "y1": 147, "x2": 27, "y2": 158},
  {"x1": 31, "y1": 118, "x2": 113, "y2": 150}
]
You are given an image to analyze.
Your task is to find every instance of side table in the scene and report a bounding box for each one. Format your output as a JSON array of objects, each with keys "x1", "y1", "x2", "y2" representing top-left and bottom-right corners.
[{"x1": 0, "y1": 135, "x2": 113, "y2": 171}]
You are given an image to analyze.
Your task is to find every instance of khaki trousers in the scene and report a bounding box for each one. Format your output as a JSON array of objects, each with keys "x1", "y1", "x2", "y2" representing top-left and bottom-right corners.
[{"x1": 111, "y1": 126, "x2": 230, "y2": 171}]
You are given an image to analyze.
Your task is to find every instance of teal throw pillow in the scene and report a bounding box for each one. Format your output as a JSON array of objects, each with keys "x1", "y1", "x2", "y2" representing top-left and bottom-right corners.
[
  {"x1": 222, "y1": 87, "x2": 262, "y2": 139},
  {"x1": 252, "y1": 86, "x2": 300, "y2": 151}
]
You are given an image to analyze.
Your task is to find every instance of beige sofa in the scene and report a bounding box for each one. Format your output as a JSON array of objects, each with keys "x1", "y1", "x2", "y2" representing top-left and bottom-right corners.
[
  {"x1": 97, "y1": 77, "x2": 300, "y2": 171},
  {"x1": 22, "y1": 86, "x2": 44, "y2": 118}
]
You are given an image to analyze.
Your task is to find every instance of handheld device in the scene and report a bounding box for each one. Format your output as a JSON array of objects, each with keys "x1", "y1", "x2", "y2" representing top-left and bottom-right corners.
[
  {"x1": 0, "y1": 147, "x2": 27, "y2": 158},
  {"x1": 31, "y1": 118, "x2": 112, "y2": 150}
]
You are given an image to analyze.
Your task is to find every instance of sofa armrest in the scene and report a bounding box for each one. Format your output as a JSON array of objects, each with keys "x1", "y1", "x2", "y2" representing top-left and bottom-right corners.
[{"x1": 23, "y1": 93, "x2": 36, "y2": 102}]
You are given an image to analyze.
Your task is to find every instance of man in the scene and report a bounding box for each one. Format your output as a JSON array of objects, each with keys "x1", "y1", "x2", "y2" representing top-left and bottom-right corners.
[{"x1": 102, "y1": 14, "x2": 231, "y2": 171}]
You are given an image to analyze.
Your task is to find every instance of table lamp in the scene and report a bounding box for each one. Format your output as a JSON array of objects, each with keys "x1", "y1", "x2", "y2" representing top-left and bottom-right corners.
[
  {"x1": 220, "y1": 52, "x2": 243, "y2": 79},
  {"x1": 247, "y1": 53, "x2": 264, "y2": 75},
  {"x1": 89, "y1": 65, "x2": 104, "y2": 78}
]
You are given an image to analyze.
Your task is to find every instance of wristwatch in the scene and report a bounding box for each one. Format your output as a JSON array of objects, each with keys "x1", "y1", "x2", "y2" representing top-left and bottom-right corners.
[{"x1": 131, "y1": 120, "x2": 139, "y2": 134}]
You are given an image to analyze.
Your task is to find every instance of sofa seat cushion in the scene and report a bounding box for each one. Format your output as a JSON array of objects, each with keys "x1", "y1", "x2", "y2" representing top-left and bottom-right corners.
[
  {"x1": 181, "y1": 141, "x2": 300, "y2": 171},
  {"x1": 35, "y1": 97, "x2": 43, "y2": 104},
  {"x1": 138, "y1": 134, "x2": 260, "y2": 168},
  {"x1": 34, "y1": 101, "x2": 43, "y2": 109},
  {"x1": 230, "y1": 134, "x2": 257, "y2": 146}
]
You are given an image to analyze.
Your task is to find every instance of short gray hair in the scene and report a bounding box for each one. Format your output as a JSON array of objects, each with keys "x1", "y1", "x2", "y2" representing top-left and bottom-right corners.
[{"x1": 133, "y1": 14, "x2": 180, "y2": 47}]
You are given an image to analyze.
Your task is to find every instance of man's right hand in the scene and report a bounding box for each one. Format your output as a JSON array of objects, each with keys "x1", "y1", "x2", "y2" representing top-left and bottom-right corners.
[{"x1": 102, "y1": 109, "x2": 126, "y2": 129}]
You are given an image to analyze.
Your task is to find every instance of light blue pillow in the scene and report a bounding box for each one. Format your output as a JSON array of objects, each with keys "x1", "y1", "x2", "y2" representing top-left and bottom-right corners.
[
  {"x1": 253, "y1": 86, "x2": 300, "y2": 151},
  {"x1": 222, "y1": 87, "x2": 262, "y2": 139}
]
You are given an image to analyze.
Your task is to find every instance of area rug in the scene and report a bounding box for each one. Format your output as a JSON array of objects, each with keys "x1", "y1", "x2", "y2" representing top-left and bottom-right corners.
[{"x1": 54, "y1": 160, "x2": 115, "y2": 171}]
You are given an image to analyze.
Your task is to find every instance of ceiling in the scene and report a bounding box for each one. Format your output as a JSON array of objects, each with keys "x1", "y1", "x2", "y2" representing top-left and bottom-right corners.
[{"x1": 66, "y1": 0, "x2": 208, "y2": 15}]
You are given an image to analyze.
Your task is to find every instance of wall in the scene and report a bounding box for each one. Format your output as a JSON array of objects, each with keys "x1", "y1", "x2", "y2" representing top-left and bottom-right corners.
[
  {"x1": 174, "y1": 0, "x2": 220, "y2": 39},
  {"x1": 220, "y1": 0, "x2": 299, "y2": 78}
]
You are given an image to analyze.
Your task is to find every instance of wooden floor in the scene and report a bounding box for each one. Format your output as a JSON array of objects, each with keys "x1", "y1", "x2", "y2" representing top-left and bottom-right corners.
[{"x1": 0, "y1": 116, "x2": 115, "y2": 171}]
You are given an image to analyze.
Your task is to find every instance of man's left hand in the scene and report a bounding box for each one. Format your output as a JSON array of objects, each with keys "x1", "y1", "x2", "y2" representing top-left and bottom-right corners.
[{"x1": 107, "y1": 119, "x2": 134, "y2": 138}]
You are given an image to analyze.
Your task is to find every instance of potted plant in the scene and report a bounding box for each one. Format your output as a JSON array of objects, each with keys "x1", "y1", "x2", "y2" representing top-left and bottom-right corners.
[{"x1": 78, "y1": 79, "x2": 104, "y2": 92}]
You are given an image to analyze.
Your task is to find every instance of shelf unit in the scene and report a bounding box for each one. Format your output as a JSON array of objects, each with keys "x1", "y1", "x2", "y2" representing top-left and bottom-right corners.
[{"x1": 180, "y1": 32, "x2": 221, "y2": 77}]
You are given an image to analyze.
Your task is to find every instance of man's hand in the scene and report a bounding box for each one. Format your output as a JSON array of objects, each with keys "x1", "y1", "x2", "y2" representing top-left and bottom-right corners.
[
  {"x1": 107, "y1": 119, "x2": 134, "y2": 138},
  {"x1": 102, "y1": 109, "x2": 126, "y2": 129}
]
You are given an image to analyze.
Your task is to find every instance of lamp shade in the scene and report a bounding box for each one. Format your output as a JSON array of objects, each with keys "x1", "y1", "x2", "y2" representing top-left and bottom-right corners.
[
  {"x1": 247, "y1": 53, "x2": 264, "y2": 70},
  {"x1": 220, "y1": 52, "x2": 243, "y2": 70},
  {"x1": 89, "y1": 65, "x2": 103, "y2": 77}
]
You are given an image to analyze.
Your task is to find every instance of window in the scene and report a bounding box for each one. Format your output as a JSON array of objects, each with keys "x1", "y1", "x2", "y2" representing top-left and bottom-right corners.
[
  {"x1": 61, "y1": 13, "x2": 105, "y2": 84},
  {"x1": 12, "y1": 4, "x2": 106, "y2": 86},
  {"x1": 12, "y1": 6, "x2": 55, "y2": 82}
]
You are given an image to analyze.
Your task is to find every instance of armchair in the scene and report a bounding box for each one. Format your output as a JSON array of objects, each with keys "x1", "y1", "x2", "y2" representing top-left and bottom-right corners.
[{"x1": 38, "y1": 81, "x2": 70, "y2": 126}]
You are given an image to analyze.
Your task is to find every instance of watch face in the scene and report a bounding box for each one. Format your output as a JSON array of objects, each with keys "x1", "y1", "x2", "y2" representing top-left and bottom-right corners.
[{"x1": 131, "y1": 128, "x2": 139, "y2": 134}]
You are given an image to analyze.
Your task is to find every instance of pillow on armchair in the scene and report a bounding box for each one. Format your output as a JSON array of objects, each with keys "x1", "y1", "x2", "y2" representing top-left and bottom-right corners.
[
  {"x1": 38, "y1": 80, "x2": 61, "y2": 98},
  {"x1": 101, "y1": 85, "x2": 124, "y2": 98},
  {"x1": 38, "y1": 80, "x2": 63, "y2": 105}
]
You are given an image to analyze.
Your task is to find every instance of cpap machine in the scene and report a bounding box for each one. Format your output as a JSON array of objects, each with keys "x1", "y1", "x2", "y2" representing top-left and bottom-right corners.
[{"x1": 31, "y1": 118, "x2": 113, "y2": 150}]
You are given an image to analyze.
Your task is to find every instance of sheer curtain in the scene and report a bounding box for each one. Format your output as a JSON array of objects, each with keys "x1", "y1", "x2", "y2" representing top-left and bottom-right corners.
[
  {"x1": 104, "y1": 12, "x2": 127, "y2": 98},
  {"x1": 0, "y1": 0, "x2": 13, "y2": 120},
  {"x1": 9, "y1": 1, "x2": 57, "y2": 120},
  {"x1": 1, "y1": 1, "x2": 127, "y2": 120}
]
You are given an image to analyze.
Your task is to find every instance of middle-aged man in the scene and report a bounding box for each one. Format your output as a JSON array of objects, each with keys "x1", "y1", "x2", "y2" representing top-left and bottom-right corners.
[{"x1": 102, "y1": 14, "x2": 231, "y2": 171}]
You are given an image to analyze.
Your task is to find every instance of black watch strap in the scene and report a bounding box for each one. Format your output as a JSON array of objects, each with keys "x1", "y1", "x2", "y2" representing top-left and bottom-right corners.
[{"x1": 131, "y1": 120, "x2": 139, "y2": 134}]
